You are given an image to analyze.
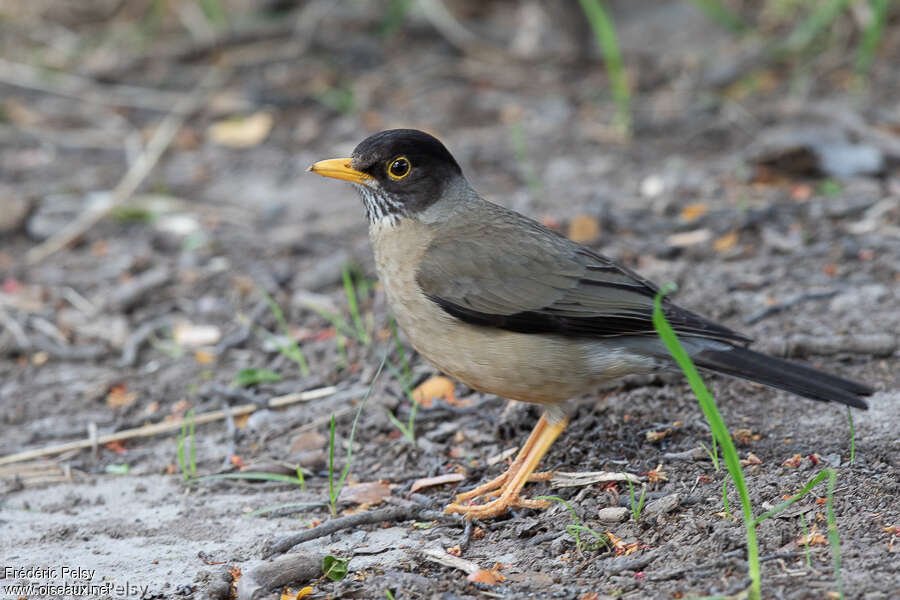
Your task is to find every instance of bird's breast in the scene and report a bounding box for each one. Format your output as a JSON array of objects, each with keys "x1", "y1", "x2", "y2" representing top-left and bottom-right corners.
[{"x1": 368, "y1": 219, "x2": 622, "y2": 404}]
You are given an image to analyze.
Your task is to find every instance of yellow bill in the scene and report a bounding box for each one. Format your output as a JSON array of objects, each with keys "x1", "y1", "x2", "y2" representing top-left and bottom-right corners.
[{"x1": 307, "y1": 158, "x2": 373, "y2": 184}]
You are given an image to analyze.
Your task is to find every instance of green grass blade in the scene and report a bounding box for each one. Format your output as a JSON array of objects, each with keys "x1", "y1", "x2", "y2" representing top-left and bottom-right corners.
[
  {"x1": 261, "y1": 290, "x2": 310, "y2": 376},
  {"x1": 342, "y1": 264, "x2": 370, "y2": 345},
  {"x1": 783, "y1": 0, "x2": 852, "y2": 54},
  {"x1": 752, "y1": 469, "x2": 830, "y2": 526},
  {"x1": 578, "y1": 0, "x2": 632, "y2": 134},
  {"x1": 856, "y1": 0, "x2": 889, "y2": 75},
  {"x1": 653, "y1": 284, "x2": 761, "y2": 600}
]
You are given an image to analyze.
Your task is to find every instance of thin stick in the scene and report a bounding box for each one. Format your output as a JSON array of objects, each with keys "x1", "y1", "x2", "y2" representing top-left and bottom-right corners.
[
  {"x1": 0, "y1": 384, "x2": 352, "y2": 466},
  {"x1": 26, "y1": 67, "x2": 227, "y2": 265},
  {"x1": 0, "y1": 403, "x2": 257, "y2": 466}
]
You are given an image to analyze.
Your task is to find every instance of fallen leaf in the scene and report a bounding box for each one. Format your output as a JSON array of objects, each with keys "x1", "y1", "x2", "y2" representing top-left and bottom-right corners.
[
  {"x1": 645, "y1": 428, "x2": 671, "y2": 442},
  {"x1": 466, "y1": 569, "x2": 504, "y2": 584},
  {"x1": 447, "y1": 545, "x2": 462, "y2": 557},
  {"x1": 106, "y1": 384, "x2": 137, "y2": 408},
  {"x1": 642, "y1": 464, "x2": 667, "y2": 483},
  {"x1": 568, "y1": 214, "x2": 600, "y2": 243},
  {"x1": 410, "y1": 473, "x2": 465, "y2": 493},
  {"x1": 412, "y1": 376, "x2": 456, "y2": 407},
  {"x1": 194, "y1": 350, "x2": 215, "y2": 364},
  {"x1": 782, "y1": 454, "x2": 804, "y2": 468},
  {"x1": 714, "y1": 230, "x2": 739, "y2": 252},
  {"x1": 338, "y1": 480, "x2": 391, "y2": 506},
  {"x1": 208, "y1": 112, "x2": 274, "y2": 148},
  {"x1": 680, "y1": 203, "x2": 708, "y2": 223},
  {"x1": 105, "y1": 441, "x2": 127, "y2": 454},
  {"x1": 732, "y1": 428, "x2": 755, "y2": 445},
  {"x1": 741, "y1": 453, "x2": 762, "y2": 467},
  {"x1": 791, "y1": 184, "x2": 813, "y2": 201},
  {"x1": 797, "y1": 526, "x2": 827, "y2": 546}
]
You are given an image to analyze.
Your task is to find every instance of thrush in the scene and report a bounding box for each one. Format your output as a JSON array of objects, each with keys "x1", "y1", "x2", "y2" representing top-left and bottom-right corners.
[{"x1": 309, "y1": 129, "x2": 872, "y2": 520}]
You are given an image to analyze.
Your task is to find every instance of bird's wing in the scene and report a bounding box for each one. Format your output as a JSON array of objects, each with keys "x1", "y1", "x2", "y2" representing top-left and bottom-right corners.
[{"x1": 416, "y1": 205, "x2": 751, "y2": 344}]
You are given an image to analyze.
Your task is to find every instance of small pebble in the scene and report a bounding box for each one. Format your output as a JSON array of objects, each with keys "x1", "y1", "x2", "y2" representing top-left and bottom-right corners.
[{"x1": 597, "y1": 506, "x2": 630, "y2": 523}]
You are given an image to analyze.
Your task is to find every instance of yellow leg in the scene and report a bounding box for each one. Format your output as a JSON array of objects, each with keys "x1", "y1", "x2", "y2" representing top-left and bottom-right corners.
[{"x1": 444, "y1": 413, "x2": 568, "y2": 519}]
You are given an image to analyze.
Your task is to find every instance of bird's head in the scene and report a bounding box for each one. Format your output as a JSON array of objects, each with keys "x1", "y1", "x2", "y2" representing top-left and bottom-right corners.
[{"x1": 308, "y1": 129, "x2": 464, "y2": 224}]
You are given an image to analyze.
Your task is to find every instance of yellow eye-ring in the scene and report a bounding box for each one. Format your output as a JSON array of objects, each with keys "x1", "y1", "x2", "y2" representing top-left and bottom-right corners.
[{"x1": 387, "y1": 156, "x2": 411, "y2": 180}]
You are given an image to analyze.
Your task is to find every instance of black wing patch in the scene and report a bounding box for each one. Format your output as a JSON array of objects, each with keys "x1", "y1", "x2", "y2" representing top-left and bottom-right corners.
[{"x1": 426, "y1": 291, "x2": 751, "y2": 344}]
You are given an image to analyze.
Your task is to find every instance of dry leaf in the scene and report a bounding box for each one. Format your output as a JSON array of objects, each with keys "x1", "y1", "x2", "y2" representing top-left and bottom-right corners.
[
  {"x1": 281, "y1": 586, "x2": 313, "y2": 600},
  {"x1": 782, "y1": 454, "x2": 804, "y2": 468},
  {"x1": 412, "y1": 376, "x2": 456, "y2": 407},
  {"x1": 797, "y1": 526, "x2": 827, "y2": 546},
  {"x1": 106, "y1": 384, "x2": 137, "y2": 408},
  {"x1": 208, "y1": 112, "x2": 274, "y2": 148},
  {"x1": 741, "y1": 453, "x2": 762, "y2": 466},
  {"x1": 194, "y1": 350, "x2": 215, "y2": 364},
  {"x1": 732, "y1": 428, "x2": 755, "y2": 445},
  {"x1": 568, "y1": 214, "x2": 600, "y2": 243},
  {"x1": 466, "y1": 569, "x2": 504, "y2": 584},
  {"x1": 680, "y1": 203, "x2": 708, "y2": 223},
  {"x1": 337, "y1": 480, "x2": 391, "y2": 506},
  {"x1": 410, "y1": 473, "x2": 465, "y2": 493},
  {"x1": 645, "y1": 428, "x2": 671, "y2": 442},
  {"x1": 714, "y1": 230, "x2": 739, "y2": 252}
]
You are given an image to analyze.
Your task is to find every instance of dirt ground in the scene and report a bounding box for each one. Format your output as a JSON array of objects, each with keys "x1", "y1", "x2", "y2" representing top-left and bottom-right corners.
[{"x1": 2, "y1": 2, "x2": 899, "y2": 599}]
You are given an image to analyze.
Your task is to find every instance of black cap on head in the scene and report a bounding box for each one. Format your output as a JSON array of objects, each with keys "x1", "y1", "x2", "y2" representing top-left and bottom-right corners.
[{"x1": 351, "y1": 129, "x2": 461, "y2": 176}]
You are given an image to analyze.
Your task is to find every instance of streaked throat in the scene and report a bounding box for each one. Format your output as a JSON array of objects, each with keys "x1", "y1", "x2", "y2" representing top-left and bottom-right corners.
[{"x1": 354, "y1": 184, "x2": 405, "y2": 226}]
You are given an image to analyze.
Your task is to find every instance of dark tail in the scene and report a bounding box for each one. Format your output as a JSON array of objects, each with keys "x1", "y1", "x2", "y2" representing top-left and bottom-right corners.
[{"x1": 694, "y1": 346, "x2": 872, "y2": 409}]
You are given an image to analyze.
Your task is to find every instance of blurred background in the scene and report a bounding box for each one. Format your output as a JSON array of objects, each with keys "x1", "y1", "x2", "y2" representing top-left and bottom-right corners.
[{"x1": 1, "y1": 1, "x2": 899, "y2": 597}]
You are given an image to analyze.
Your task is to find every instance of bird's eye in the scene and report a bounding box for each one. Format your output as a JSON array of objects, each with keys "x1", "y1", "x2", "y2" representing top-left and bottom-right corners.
[{"x1": 387, "y1": 156, "x2": 411, "y2": 180}]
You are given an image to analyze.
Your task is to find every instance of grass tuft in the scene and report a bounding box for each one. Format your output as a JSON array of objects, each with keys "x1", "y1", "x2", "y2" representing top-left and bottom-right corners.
[
  {"x1": 536, "y1": 495, "x2": 609, "y2": 553},
  {"x1": 654, "y1": 284, "x2": 847, "y2": 599},
  {"x1": 624, "y1": 476, "x2": 647, "y2": 522}
]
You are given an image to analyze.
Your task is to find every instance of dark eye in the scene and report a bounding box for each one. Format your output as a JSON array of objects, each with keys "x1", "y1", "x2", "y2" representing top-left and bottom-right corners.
[{"x1": 387, "y1": 156, "x2": 411, "y2": 180}]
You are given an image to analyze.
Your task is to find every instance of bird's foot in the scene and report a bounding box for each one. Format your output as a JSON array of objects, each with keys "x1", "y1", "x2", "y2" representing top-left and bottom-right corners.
[
  {"x1": 449, "y1": 470, "x2": 553, "y2": 505},
  {"x1": 443, "y1": 413, "x2": 568, "y2": 520},
  {"x1": 444, "y1": 494, "x2": 550, "y2": 519}
]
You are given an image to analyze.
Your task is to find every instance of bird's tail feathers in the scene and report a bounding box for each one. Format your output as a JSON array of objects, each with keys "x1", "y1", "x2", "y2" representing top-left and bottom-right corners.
[{"x1": 693, "y1": 346, "x2": 871, "y2": 409}]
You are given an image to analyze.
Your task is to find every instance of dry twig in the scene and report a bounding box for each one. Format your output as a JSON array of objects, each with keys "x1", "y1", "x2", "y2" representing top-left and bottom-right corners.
[{"x1": 26, "y1": 67, "x2": 228, "y2": 265}]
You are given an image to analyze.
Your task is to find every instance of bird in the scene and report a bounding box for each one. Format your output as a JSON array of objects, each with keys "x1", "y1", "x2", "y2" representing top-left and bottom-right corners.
[{"x1": 308, "y1": 129, "x2": 872, "y2": 520}]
